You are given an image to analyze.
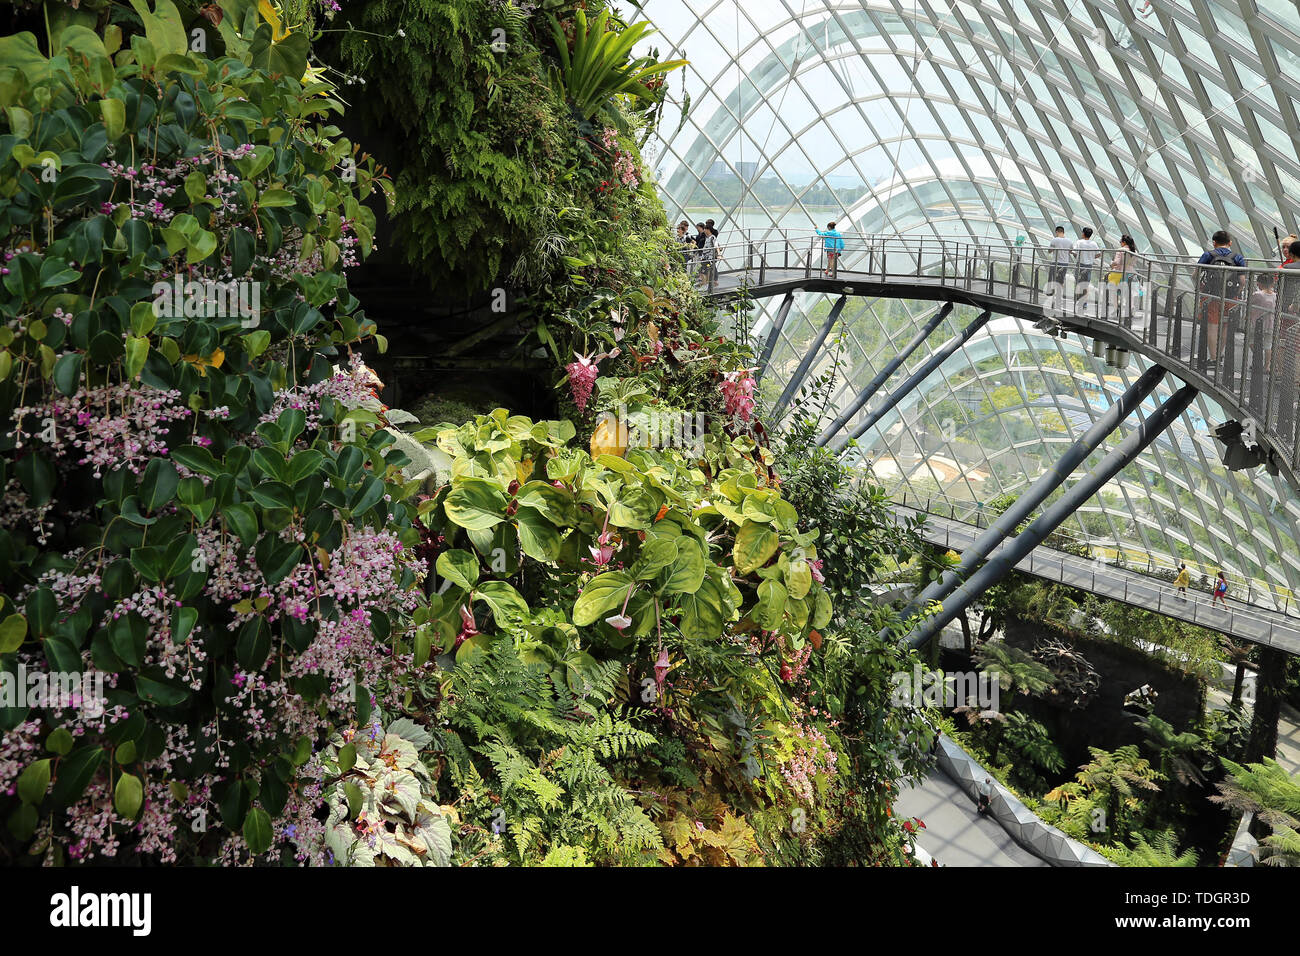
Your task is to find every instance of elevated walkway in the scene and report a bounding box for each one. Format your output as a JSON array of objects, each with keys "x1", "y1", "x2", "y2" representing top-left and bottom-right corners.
[
  {"x1": 896, "y1": 503, "x2": 1300, "y2": 655},
  {"x1": 703, "y1": 231, "x2": 1300, "y2": 489}
]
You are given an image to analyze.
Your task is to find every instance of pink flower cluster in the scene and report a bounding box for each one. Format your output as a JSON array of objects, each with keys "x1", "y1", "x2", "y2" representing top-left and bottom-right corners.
[
  {"x1": 720, "y1": 369, "x2": 757, "y2": 422},
  {"x1": 259, "y1": 355, "x2": 379, "y2": 431},
  {"x1": 599, "y1": 127, "x2": 641, "y2": 191},
  {"x1": 10, "y1": 383, "x2": 191, "y2": 477},
  {"x1": 780, "y1": 720, "x2": 838, "y2": 805},
  {"x1": 100, "y1": 144, "x2": 255, "y2": 227},
  {"x1": 566, "y1": 354, "x2": 598, "y2": 414}
]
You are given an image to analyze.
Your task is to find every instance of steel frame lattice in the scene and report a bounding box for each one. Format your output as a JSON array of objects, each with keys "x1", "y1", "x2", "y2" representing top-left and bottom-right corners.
[{"x1": 637, "y1": 0, "x2": 1300, "y2": 606}]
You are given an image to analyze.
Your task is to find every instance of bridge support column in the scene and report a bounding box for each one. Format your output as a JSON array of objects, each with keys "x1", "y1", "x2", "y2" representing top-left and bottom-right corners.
[
  {"x1": 828, "y1": 309, "x2": 991, "y2": 454},
  {"x1": 771, "y1": 295, "x2": 848, "y2": 418},
  {"x1": 754, "y1": 291, "x2": 795, "y2": 385},
  {"x1": 816, "y1": 303, "x2": 953, "y2": 447},
  {"x1": 901, "y1": 383, "x2": 1200, "y2": 650},
  {"x1": 895, "y1": 364, "x2": 1168, "y2": 626}
]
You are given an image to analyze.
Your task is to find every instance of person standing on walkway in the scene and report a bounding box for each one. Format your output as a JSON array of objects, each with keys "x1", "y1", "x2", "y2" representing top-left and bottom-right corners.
[
  {"x1": 1073, "y1": 227, "x2": 1100, "y2": 287},
  {"x1": 1197, "y1": 230, "x2": 1247, "y2": 366},
  {"x1": 1048, "y1": 225, "x2": 1072, "y2": 288},
  {"x1": 1278, "y1": 240, "x2": 1300, "y2": 390},
  {"x1": 816, "y1": 221, "x2": 845, "y2": 276},
  {"x1": 1173, "y1": 562, "x2": 1190, "y2": 599},
  {"x1": 1212, "y1": 571, "x2": 1229, "y2": 609},
  {"x1": 977, "y1": 777, "x2": 993, "y2": 814},
  {"x1": 1105, "y1": 234, "x2": 1138, "y2": 317},
  {"x1": 1248, "y1": 272, "x2": 1278, "y2": 377},
  {"x1": 675, "y1": 220, "x2": 694, "y2": 270},
  {"x1": 696, "y1": 223, "x2": 718, "y2": 287}
]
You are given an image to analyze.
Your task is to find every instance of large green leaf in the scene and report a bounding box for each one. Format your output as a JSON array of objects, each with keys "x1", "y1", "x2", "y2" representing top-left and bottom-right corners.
[
  {"x1": 573, "y1": 571, "x2": 633, "y2": 627},
  {"x1": 114, "y1": 771, "x2": 144, "y2": 820},
  {"x1": 129, "y1": 0, "x2": 188, "y2": 57},
  {"x1": 632, "y1": 535, "x2": 677, "y2": 580},
  {"x1": 661, "y1": 537, "x2": 705, "y2": 594},
  {"x1": 813, "y1": 588, "x2": 833, "y2": 629},
  {"x1": 50, "y1": 746, "x2": 104, "y2": 807},
  {"x1": 732, "y1": 520, "x2": 779, "y2": 575},
  {"x1": 756, "y1": 579, "x2": 787, "y2": 631},
  {"x1": 444, "y1": 478, "x2": 506, "y2": 531},
  {"x1": 515, "y1": 481, "x2": 576, "y2": 525},
  {"x1": 515, "y1": 507, "x2": 562, "y2": 562},
  {"x1": 436, "y1": 550, "x2": 478, "y2": 590},
  {"x1": 475, "y1": 581, "x2": 530, "y2": 628},
  {"x1": 679, "y1": 575, "x2": 726, "y2": 641},
  {"x1": 243, "y1": 806, "x2": 273, "y2": 854},
  {"x1": 785, "y1": 558, "x2": 813, "y2": 601}
]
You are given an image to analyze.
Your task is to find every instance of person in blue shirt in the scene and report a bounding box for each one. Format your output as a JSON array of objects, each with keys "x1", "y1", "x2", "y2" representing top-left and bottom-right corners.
[
  {"x1": 816, "y1": 221, "x2": 845, "y2": 276},
  {"x1": 1197, "y1": 230, "x2": 1247, "y2": 363}
]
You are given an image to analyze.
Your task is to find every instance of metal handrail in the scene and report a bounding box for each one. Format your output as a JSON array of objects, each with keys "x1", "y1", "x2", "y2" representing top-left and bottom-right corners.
[
  {"x1": 704, "y1": 232, "x2": 1300, "y2": 488},
  {"x1": 891, "y1": 488, "x2": 1299, "y2": 618},
  {"x1": 897, "y1": 507, "x2": 1300, "y2": 651}
]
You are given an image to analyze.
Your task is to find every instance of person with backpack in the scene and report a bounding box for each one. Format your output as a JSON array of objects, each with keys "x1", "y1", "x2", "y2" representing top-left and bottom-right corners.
[
  {"x1": 816, "y1": 221, "x2": 845, "y2": 276},
  {"x1": 1197, "y1": 230, "x2": 1247, "y2": 366},
  {"x1": 1212, "y1": 571, "x2": 1229, "y2": 609}
]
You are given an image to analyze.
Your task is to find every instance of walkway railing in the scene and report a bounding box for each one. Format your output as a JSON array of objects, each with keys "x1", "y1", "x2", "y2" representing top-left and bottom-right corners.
[
  {"x1": 695, "y1": 230, "x2": 1300, "y2": 483},
  {"x1": 890, "y1": 496, "x2": 1300, "y2": 653},
  {"x1": 892, "y1": 488, "x2": 1300, "y2": 618}
]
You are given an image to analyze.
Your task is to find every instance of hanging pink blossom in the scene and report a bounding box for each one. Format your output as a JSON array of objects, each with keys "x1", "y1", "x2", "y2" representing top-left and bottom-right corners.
[
  {"x1": 565, "y1": 354, "x2": 599, "y2": 413},
  {"x1": 654, "y1": 647, "x2": 670, "y2": 697}
]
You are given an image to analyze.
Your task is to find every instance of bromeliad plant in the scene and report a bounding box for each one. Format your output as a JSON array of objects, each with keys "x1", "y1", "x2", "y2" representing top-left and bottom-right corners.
[
  {"x1": 546, "y1": 7, "x2": 685, "y2": 127},
  {"x1": 0, "y1": 6, "x2": 412, "y2": 865}
]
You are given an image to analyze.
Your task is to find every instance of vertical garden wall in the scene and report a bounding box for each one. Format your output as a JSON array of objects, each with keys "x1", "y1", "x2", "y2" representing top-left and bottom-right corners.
[{"x1": 0, "y1": 0, "x2": 942, "y2": 866}]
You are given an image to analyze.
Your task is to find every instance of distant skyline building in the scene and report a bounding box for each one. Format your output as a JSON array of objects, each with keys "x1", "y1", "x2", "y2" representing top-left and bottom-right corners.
[{"x1": 705, "y1": 160, "x2": 759, "y2": 181}]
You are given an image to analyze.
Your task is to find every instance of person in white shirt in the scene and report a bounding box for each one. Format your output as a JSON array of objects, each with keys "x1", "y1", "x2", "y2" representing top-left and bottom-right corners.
[
  {"x1": 1048, "y1": 225, "x2": 1072, "y2": 287},
  {"x1": 1073, "y1": 226, "x2": 1100, "y2": 286}
]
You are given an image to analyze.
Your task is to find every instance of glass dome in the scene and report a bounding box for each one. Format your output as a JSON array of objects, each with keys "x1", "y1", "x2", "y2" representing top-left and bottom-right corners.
[{"x1": 637, "y1": 0, "x2": 1300, "y2": 607}]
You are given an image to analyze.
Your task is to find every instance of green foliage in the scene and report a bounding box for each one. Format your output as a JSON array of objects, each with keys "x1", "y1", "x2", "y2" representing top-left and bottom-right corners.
[
  {"x1": 545, "y1": 7, "x2": 684, "y2": 123},
  {"x1": 1075, "y1": 744, "x2": 1163, "y2": 839},
  {"x1": 320, "y1": 719, "x2": 454, "y2": 866},
  {"x1": 1212, "y1": 758, "x2": 1300, "y2": 866},
  {"x1": 0, "y1": 7, "x2": 407, "y2": 863},
  {"x1": 1002, "y1": 712, "x2": 1064, "y2": 775},
  {"x1": 1110, "y1": 829, "x2": 1199, "y2": 867},
  {"x1": 324, "y1": 0, "x2": 682, "y2": 296},
  {"x1": 1136, "y1": 713, "x2": 1209, "y2": 787},
  {"x1": 974, "y1": 641, "x2": 1056, "y2": 698}
]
